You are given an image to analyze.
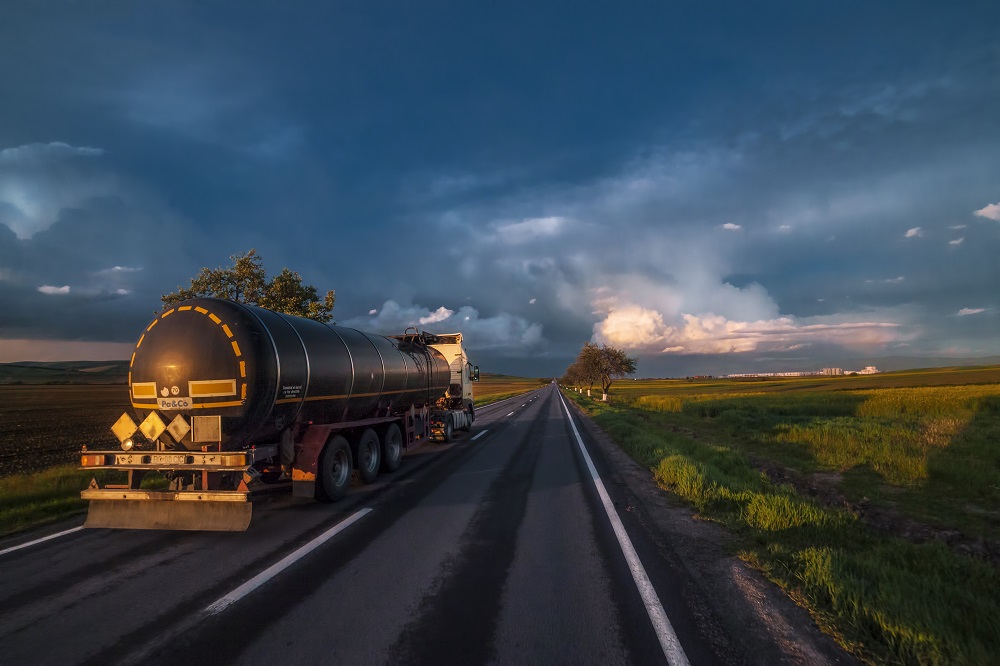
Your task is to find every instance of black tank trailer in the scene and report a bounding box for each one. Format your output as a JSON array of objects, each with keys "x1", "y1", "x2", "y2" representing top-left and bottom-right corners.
[{"x1": 80, "y1": 297, "x2": 478, "y2": 531}]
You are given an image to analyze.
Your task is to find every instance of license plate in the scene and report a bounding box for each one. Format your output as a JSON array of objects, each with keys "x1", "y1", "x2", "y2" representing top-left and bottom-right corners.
[
  {"x1": 158, "y1": 396, "x2": 192, "y2": 410},
  {"x1": 148, "y1": 454, "x2": 186, "y2": 465}
]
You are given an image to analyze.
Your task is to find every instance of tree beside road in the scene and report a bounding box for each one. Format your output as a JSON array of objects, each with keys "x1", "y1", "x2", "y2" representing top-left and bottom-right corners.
[
  {"x1": 561, "y1": 342, "x2": 637, "y2": 401},
  {"x1": 161, "y1": 249, "x2": 336, "y2": 322}
]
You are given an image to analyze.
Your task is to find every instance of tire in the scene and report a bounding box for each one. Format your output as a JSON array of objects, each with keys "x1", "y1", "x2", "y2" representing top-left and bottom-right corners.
[
  {"x1": 381, "y1": 423, "x2": 403, "y2": 473},
  {"x1": 442, "y1": 417, "x2": 454, "y2": 443},
  {"x1": 315, "y1": 435, "x2": 352, "y2": 502},
  {"x1": 355, "y1": 428, "x2": 381, "y2": 484},
  {"x1": 460, "y1": 402, "x2": 473, "y2": 431}
]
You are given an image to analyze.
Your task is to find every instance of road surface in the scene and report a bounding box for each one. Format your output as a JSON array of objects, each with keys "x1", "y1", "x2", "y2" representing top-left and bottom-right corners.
[{"x1": 0, "y1": 384, "x2": 847, "y2": 665}]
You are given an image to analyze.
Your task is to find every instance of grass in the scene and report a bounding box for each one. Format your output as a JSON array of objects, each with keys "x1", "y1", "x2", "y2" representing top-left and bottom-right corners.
[
  {"x1": 0, "y1": 466, "x2": 171, "y2": 538},
  {"x1": 564, "y1": 368, "x2": 1000, "y2": 664},
  {"x1": 474, "y1": 373, "x2": 545, "y2": 405}
]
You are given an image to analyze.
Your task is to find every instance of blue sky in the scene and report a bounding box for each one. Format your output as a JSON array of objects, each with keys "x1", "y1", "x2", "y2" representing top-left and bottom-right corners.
[{"x1": 1, "y1": 2, "x2": 998, "y2": 376}]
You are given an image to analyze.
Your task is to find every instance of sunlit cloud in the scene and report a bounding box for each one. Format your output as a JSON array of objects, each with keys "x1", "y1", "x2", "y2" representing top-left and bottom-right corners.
[
  {"x1": 949, "y1": 237, "x2": 964, "y2": 246},
  {"x1": 721, "y1": 222, "x2": 741, "y2": 231},
  {"x1": 592, "y1": 304, "x2": 903, "y2": 354},
  {"x1": 419, "y1": 306, "x2": 454, "y2": 325},
  {"x1": 974, "y1": 202, "x2": 1000, "y2": 221},
  {"x1": 957, "y1": 307, "x2": 985, "y2": 316},
  {"x1": 904, "y1": 227, "x2": 923, "y2": 238}
]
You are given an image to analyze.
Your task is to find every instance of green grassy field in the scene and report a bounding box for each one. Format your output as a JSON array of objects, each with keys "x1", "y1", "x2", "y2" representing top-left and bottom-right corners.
[
  {"x1": 474, "y1": 373, "x2": 545, "y2": 404},
  {"x1": 564, "y1": 366, "x2": 1000, "y2": 664}
]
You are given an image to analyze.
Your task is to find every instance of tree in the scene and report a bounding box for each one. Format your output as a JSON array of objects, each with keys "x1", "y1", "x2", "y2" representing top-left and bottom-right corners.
[
  {"x1": 161, "y1": 249, "x2": 336, "y2": 322},
  {"x1": 567, "y1": 342, "x2": 637, "y2": 401}
]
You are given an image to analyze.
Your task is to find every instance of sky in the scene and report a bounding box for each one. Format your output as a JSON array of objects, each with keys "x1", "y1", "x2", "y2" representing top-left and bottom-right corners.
[{"x1": 1, "y1": 2, "x2": 998, "y2": 377}]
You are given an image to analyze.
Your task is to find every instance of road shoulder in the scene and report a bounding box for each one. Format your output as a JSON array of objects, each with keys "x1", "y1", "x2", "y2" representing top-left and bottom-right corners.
[{"x1": 563, "y1": 392, "x2": 855, "y2": 665}]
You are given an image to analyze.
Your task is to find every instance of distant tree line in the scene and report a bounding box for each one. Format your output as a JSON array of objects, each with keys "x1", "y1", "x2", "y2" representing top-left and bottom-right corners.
[
  {"x1": 161, "y1": 249, "x2": 336, "y2": 322},
  {"x1": 560, "y1": 342, "x2": 637, "y2": 401}
]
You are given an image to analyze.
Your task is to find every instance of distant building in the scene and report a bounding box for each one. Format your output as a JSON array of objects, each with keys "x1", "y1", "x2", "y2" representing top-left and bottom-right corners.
[{"x1": 724, "y1": 365, "x2": 879, "y2": 379}]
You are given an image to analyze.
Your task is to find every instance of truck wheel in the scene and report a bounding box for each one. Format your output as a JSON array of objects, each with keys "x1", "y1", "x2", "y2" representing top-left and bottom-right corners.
[
  {"x1": 442, "y1": 417, "x2": 454, "y2": 443},
  {"x1": 355, "y1": 428, "x2": 381, "y2": 484},
  {"x1": 381, "y1": 423, "x2": 403, "y2": 473},
  {"x1": 315, "y1": 435, "x2": 352, "y2": 502}
]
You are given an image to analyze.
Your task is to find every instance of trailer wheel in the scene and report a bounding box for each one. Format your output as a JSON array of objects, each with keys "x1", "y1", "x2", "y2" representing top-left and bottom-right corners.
[
  {"x1": 355, "y1": 428, "x2": 381, "y2": 484},
  {"x1": 315, "y1": 435, "x2": 352, "y2": 502},
  {"x1": 442, "y1": 416, "x2": 454, "y2": 443},
  {"x1": 381, "y1": 423, "x2": 403, "y2": 473}
]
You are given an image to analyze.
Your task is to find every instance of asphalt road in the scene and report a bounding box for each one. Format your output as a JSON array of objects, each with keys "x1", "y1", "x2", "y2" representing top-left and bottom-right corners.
[{"x1": 0, "y1": 384, "x2": 776, "y2": 665}]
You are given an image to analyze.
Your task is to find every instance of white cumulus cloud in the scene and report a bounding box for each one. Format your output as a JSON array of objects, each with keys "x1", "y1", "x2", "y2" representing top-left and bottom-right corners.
[
  {"x1": 721, "y1": 222, "x2": 742, "y2": 231},
  {"x1": 949, "y1": 237, "x2": 964, "y2": 246},
  {"x1": 342, "y1": 300, "x2": 545, "y2": 353},
  {"x1": 0, "y1": 141, "x2": 115, "y2": 239},
  {"x1": 974, "y1": 202, "x2": 1000, "y2": 222},
  {"x1": 493, "y1": 216, "x2": 567, "y2": 244},
  {"x1": 38, "y1": 285, "x2": 71, "y2": 295},
  {"x1": 904, "y1": 227, "x2": 923, "y2": 238},
  {"x1": 419, "y1": 306, "x2": 454, "y2": 325},
  {"x1": 957, "y1": 308, "x2": 985, "y2": 316}
]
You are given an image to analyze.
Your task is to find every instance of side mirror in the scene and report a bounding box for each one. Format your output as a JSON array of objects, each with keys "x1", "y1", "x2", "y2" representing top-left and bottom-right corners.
[{"x1": 473, "y1": 366, "x2": 480, "y2": 382}]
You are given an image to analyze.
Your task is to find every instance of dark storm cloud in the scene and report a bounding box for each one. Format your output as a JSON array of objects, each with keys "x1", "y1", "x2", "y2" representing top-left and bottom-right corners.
[{"x1": 1, "y1": 2, "x2": 999, "y2": 373}]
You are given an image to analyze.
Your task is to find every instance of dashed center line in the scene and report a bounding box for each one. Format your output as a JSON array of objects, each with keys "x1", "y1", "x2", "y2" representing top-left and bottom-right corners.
[
  {"x1": 0, "y1": 526, "x2": 84, "y2": 557},
  {"x1": 506, "y1": 411, "x2": 515, "y2": 417},
  {"x1": 471, "y1": 430, "x2": 489, "y2": 441},
  {"x1": 204, "y1": 507, "x2": 372, "y2": 615}
]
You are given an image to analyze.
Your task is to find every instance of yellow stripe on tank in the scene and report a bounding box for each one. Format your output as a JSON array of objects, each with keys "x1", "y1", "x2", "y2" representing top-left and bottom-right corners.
[
  {"x1": 131, "y1": 382, "x2": 158, "y2": 399},
  {"x1": 189, "y1": 379, "x2": 237, "y2": 397}
]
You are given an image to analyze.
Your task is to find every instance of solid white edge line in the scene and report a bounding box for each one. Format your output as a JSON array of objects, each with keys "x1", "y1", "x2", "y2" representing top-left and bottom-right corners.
[
  {"x1": 0, "y1": 525, "x2": 84, "y2": 557},
  {"x1": 471, "y1": 429, "x2": 488, "y2": 441},
  {"x1": 558, "y1": 394, "x2": 690, "y2": 666},
  {"x1": 204, "y1": 507, "x2": 373, "y2": 615}
]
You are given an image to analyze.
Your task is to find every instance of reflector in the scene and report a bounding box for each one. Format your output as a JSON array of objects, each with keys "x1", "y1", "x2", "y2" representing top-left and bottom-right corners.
[
  {"x1": 139, "y1": 411, "x2": 167, "y2": 441},
  {"x1": 166, "y1": 414, "x2": 191, "y2": 442},
  {"x1": 111, "y1": 413, "x2": 138, "y2": 443}
]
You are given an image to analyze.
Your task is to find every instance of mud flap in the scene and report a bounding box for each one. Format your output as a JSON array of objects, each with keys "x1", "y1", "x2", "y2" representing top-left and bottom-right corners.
[{"x1": 84, "y1": 500, "x2": 253, "y2": 532}]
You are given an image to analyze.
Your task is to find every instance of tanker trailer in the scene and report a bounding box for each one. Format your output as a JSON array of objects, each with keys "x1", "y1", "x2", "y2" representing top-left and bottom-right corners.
[{"x1": 80, "y1": 297, "x2": 479, "y2": 531}]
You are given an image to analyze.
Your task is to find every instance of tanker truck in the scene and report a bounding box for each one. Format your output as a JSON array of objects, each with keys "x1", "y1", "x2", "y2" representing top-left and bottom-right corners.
[{"x1": 79, "y1": 297, "x2": 480, "y2": 532}]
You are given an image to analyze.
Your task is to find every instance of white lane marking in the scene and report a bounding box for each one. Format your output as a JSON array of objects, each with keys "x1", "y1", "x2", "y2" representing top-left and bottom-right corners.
[
  {"x1": 506, "y1": 411, "x2": 515, "y2": 417},
  {"x1": 204, "y1": 508, "x2": 372, "y2": 615},
  {"x1": 521, "y1": 404, "x2": 526, "y2": 407},
  {"x1": 0, "y1": 525, "x2": 84, "y2": 557},
  {"x1": 558, "y1": 394, "x2": 690, "y2": 666},
  {"x1": 471, "y1": 429, "x2": 489, "y2": 441}
]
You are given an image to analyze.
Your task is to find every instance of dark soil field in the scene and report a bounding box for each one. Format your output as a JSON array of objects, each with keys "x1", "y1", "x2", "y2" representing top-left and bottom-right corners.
[
  {"x1": 0, "y1": 385, "x2": 127, "y2": 478},
  {"x1": 0, "y1": 376, "x2": 542, "y2": 479}
]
